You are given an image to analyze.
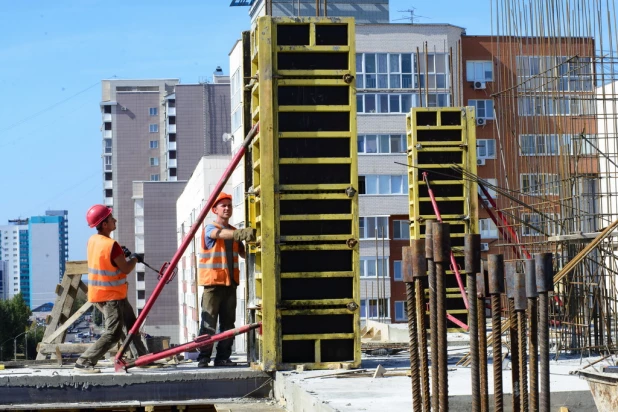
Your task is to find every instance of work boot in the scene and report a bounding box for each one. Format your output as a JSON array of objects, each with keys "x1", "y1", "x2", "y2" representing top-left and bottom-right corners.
[
  {"x1": 197, "y1": 358, "x2": 210, "y2": 368},
  {"x1": 214, "y1": 359, "x2": 237, "y2": 367},
  {"x1": 74, "y1": 363, "x2": 101, "y2": 374}
]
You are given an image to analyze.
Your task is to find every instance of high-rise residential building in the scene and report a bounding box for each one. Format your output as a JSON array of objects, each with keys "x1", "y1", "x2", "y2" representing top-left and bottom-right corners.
[
  {"x1": 100, "y1": 75, "x2": 231, "y2": 341},
  {"x1": 249, "y1": 0, "x2": 389, "y2": 23},
  {"x1": 0, "y1": 261, "x2": 7, "y2": 300},
  {"x1": 45, "y1": 210, "x2": 69, "y2": 281},
  {"x1": 0, "y1": 219, "x2": 29, "y2": 301},
  {"x1": 28, "y1": 216, "x2": 62, "y2": 308}
]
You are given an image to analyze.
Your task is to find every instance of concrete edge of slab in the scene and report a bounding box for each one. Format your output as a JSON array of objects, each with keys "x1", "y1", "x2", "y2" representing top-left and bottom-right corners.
[
  {"x1": 274, "y1": 372, "x2": 337, "y2": 412},
  {"x1": 0, "y1": 398, "x2": 271, "y2": 410}
]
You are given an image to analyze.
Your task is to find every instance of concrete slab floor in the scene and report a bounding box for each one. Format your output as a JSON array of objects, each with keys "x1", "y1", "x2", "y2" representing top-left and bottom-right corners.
[
  {"x1": 275, "y1": 351, "x2": 599, "y2": 412},
  {"x1": 0, "y1": 355, "x2": 273, "y2": 408}
]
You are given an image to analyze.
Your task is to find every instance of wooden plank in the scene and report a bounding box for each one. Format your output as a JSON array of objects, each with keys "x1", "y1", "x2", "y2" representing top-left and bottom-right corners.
[
  {"x1": 38, "y1": 343, "x2": 92, "y2": 355},
  {"x1": 65, "y1": 260, "x2": 88, "y2": 276},
  {"x1": 42, "y1": 301, "x2": 93, "y2": 344}
]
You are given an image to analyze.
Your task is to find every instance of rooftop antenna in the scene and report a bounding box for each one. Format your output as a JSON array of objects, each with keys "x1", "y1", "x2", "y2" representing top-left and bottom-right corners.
[{"x1": 393, "y1": 8, "x2": 430, "y2": 24}]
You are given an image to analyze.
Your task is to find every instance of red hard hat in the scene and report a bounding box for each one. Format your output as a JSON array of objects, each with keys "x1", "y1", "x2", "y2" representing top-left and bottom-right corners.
[
  {"x1": 86, "y1": 205, "x2": 112, "y2": 228},
  {"x1": 213, "y1": 192, "x2": 233, "y2": 208}
]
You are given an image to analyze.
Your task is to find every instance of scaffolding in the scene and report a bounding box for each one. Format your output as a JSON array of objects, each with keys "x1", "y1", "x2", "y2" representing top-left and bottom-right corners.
[{"x1": 488, "y1": 0, "x2": 618, "y2": 353}]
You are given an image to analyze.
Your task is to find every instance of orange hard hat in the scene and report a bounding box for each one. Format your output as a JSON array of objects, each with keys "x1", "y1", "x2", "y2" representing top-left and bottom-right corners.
[
  {"x1": 86, "y1": 205, "x2": 112, "y2": 228},
  {"x1": 213, "y1": 192, "x2": 233, "y2": 208}
]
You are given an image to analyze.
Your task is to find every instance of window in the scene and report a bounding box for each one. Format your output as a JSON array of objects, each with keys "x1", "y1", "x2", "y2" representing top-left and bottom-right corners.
[
  {"x1": 360, "y1": 258, "x2": 388, "y2": 277},
  {"x1": 479, "y1": 218, "x2": 498, "y2": 238},
  {"x1": 150, "y1": 174, "x2": 160, "y2": 181},
  {"x1": 360, "y1": 298, "x2": 389, "y2": 319},
  {"x1": 149, "y1": 140, "x2": 158, "y2": 149},
  {"x1": 150, "y1": 157, "x2": 159, "y2": 167},
  {"x1": 359, "y1": 175, "x2": 408, "y2": 195},
  {"x1": 393, "y1": 220, "x2": 410, "y2": 239},
  {"x1": 231, "y1": 108, "x2": 242, "y2": 132},
  {"x1": 516, "y1": 56, "x2": 593, "y2": 92},
  {"x1": 466, "y1": 61, "x2": 493, "y2": 82},
  {"x1": 520, "y1": 173, "x2": 560, "y2": 195},
  {"x1": 137, "y1": 290, "x2": 145, "y2": 300},
  {"x1": 137, "y1": 272, "x2": 145, "y2": 282},
  {"x1": 149, "y1": 124, "x2": 159, "y2": 133},
  {"x1": 418, "y1": 53, "x2": 449, "y2": 89},
  {"x1": 393, "y1": 260, "x2": 403, "y2": 281},
  {"x1": 478, "y1": 178, "x2": 498, "y2": 201},
  {"x1": 105, "y1": 189, "x2": 112, "y2": 198},
  {"x1": 518, "y1": 96, "x2": 594, "y2": 116},
  {"x1": 357, "y1": 134, "x2": 406, "y2": 154},
  {"x1": 356, "y1": 53, "x2": 416, "y2": 89},
  {"x1": 230, "y1": 68, "x2": 242, "y2": 109},
  {"x1": 104, "y1": 139, "x2": 112, "y2": 154},
  {"x1": 233, "y1": 184, "x2": 244, "y2": 206},
  {"x1": 395, "y1": 301, "x2": 407, "y2": 321},
  {"x1": 149, "y1": 107, "x2": 158, "y2": 116},
  {"x1": 469, "y1": 99, "x2": 494, "y2": 119},
  {"x1": 104, "y1": 156, "x2": 112, "y2": 171},
  {"x1": 477, "y1": 139, "x2": 496, "y2": 159},
  {"x1": 359, "y1": 216, "x2": 388, "y2": 239},
  {"x1": 521, "y1": 213, "x2": 560, "y2": 236}
]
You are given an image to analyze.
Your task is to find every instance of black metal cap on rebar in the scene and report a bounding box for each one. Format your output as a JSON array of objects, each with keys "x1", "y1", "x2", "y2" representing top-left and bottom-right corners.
[
  {"x1": 477, "y1": 270, "x2": 489, "y2": 298},
  {"x1": 425, "y1": 220, "x2": 434, "y2": 259},
  {"x1": 431, "y1": 222, "x2": 451, "y2": 263},
  {"x1": 535, "y1": 253, "x2": 554, "y2": 293},
  {"x1": 488, "y1": 254, "x2": 505, "y2": 295},
  {"x1": 411, "y1": 239, "x2": 427, "y2": 278},
  {"x1": 465, "y1": 234, "x2": 481, "y2": 275},
  {"x1": 525, "y1": 259, "x2": 539, "y2": 298},
  {"x1": 514, "y1": 271, "x2": 527, "y2": 311}
]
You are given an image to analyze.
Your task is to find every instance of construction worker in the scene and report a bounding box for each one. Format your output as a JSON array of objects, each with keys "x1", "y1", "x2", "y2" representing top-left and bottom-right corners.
[
  {"x1": 74, "y1": 205, "x2": 151, "y2": 373},
  {"x1": 196, "y1": 192, "x2": 255, "y2": 367}
]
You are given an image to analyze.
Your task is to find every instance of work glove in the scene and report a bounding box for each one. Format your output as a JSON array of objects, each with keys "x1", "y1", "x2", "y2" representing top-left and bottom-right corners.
[
  {"x1": 130, "y1": 253, "x2": 144, "y2": 263},
  {"x1": 233, "y1": 227, "x2": 256, "y2": 242},
  {"x1": 121, "y1": 246, "x2": 132, "y2": 258}
]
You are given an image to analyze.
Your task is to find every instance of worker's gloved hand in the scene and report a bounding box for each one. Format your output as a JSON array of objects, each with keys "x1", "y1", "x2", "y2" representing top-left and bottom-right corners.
[
  {"x1": 233, "y1": 227, "x2": 256, "y2": 242},
  {"x1": 130, "y1": 253, "x2": 144, "y2": 263},
  {"x1": 121, "y1": 246, "x2": 132, "y2": 258}
]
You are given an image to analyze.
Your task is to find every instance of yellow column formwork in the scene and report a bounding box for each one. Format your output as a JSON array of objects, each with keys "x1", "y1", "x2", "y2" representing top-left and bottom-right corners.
[
  {"x1": 249, "y1": 16, "x2": 360, "y2": 371},
  {"x1": 406, "y1": 107, "x2": 479, "y2": 330}
]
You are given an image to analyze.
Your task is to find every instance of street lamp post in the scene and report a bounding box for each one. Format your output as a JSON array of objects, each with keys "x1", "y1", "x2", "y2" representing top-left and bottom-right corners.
[{"x1": 13, "y1": 331, "x2": 28, "y2": 361}]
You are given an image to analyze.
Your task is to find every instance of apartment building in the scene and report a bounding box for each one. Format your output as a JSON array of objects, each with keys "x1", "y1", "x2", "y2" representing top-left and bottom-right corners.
[
  {"x1": 100, "y1": 76, "x2": 231, "y2": 341},
  {"x1": 0, "y1": 220, "x2": 28, "y2": 301},
  {"x1": 28, "y1": 216, "x2": 62, "y2": 308},
  {"x1": 248, "y1": 0, "x2": 389, "y2": 23},
  {"x1": 44, "y1": 210, "x2": 69, "y2": 282}
]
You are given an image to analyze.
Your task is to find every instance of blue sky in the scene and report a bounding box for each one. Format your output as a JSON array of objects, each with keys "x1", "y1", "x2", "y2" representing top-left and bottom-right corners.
[{"x1": 0, "y1": 0, "x2": 490, "y2": 260}]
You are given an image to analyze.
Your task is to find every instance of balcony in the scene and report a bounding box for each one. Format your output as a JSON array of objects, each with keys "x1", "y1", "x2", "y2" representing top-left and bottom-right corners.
[
  {"x1": 104, "y1": 197, "x2": 113, "y2": 207},
  {"x1": 167, "y1": 107, "x2": 176, "y2": 116},
  {"x1": 168, "y1": 176, "x2": 178, "y2": 182},
  {"x1": 167, "y1": 141, "x2": 177, "y2": 150},
  {"x1": 167, "y1": 124, "x2": 176, "y2": 134},
  {"x1": 103, "y1": 113, "x2": 112, "y2": 122},
  {"x1": 168, "y1": 158, "x2": 177, "y2": 168},
  {"x1": 104, "y1": 180, "x2": 113, "y2": 189},
  {"x1": 137, "y1": 280, "x2": 145, "y2": 290},
  {"x1": 103, "y1": 130, "x2": 112, "y2": 139}
]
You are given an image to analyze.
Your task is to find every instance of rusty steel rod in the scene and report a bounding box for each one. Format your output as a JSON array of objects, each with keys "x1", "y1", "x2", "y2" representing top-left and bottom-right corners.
[
  {"x1": 426, "y1": 221, "x2": 439, "y2": 412},
  {"x1": 525, "y1": 259, "x2": 539, "y2": 412},
  {"x1": 489, "y1": 255, "x2": 505, "y2": 412},
  {"x1": 506, "y1": 262, "x2": 520, "y2": 412},
  {"x1": 465, "y1": 235, "x2": 481, "y2": 412},
  {"x1": 536, "y1": 253, "x2": 553, "y2": 412},
  {"x1": 403, "y1": 245, "x2": 422, "y2": 411},
  {"x1": 433, "y1": 222, "x2": 450, "y2": 412},
  {"x1": 514, "y1": 270, "x2": 528, "y2": 412},
  {"x1": 411, "y1": 239, "x2": 430, "y2": 412},
  {"x1": 477, "y1": 271, "x2": 489, "y2": 412}
]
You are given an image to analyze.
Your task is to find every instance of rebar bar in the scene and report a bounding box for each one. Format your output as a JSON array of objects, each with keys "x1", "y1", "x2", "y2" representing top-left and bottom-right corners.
[
  {"x1": 517, "y1": 311, "x2": 528, "y2": 412},
  {"x1": 506, "y1": 263, "x2": 520, "y2": 411},
  {"x1": 411, "y1": 239, "x2": 430, "y2": 412},
  {"x1": 536, "y1": 253, "x2": 553, "y2": 412},
  {"x1": 465, "y1": 235, "x2": 481, "y2": 412},
  {"x1": 433, "y1": 222, "x2": 449, "y2": 412},
  {"x1": 525, "y1": 259, "x2": 539, "y2": 412},
  {"x1": 488, "y1": 255, "x2": 505, "y2": 412},
  {"x1": 403, "y1": 245, "x2": 422, "y2": 411},
  {"x1": 426, "y1": 221, "x2": 439, "y2": 412},
  {"x1": 477, "y1": 275, "x2": 489, "y2": 412}
]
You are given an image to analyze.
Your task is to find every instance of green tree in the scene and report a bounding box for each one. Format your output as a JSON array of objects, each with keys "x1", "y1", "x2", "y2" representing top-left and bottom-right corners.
[{"x1": 0, "y1": 294, "x2": 32, "y2": 361}]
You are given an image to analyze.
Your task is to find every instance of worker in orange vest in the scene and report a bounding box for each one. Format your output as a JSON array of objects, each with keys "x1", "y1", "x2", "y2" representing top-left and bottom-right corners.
[
  {"x1": 196, "y1": 192, "x2": 255, "y2": 367},
  {"x1": 74, "y1": 205, "x2": 152, "y2": 373}
]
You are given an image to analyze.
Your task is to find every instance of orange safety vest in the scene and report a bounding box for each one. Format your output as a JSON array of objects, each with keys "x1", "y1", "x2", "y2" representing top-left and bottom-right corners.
[
  {"x1": 87, "y1": 234, "x2": 128, "y2": 303},
  {"x1": 198, "y1": 223, "x2": 239, "y2": 286}
]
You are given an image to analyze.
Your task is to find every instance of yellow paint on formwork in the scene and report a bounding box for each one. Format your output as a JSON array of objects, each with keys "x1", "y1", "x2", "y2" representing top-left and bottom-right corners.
[
  {"x1": 406, "y1": 107, "x2": 479, "y2": 329},
  {"x1": 249, "y1": 16, "x2": 359, "y2": 371}
]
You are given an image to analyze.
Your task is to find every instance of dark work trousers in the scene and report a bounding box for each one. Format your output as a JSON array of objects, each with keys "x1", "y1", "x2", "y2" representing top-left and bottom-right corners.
[
  {"x1": 197, "y1": 285, "x2": 237, "y2": 362},
  {"x1": 76, "y1": 298, "x2": 149, "y2": 367}
]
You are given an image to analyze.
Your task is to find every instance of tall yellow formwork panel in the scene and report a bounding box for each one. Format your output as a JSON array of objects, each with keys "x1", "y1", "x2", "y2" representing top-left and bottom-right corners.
[
  {"x1": 406, "y1": 107, "x2": 478, "y2": 330},
  {"x1": 249, "y1": 17, "x2": 360, "y2": 371}
]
